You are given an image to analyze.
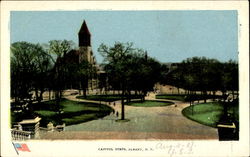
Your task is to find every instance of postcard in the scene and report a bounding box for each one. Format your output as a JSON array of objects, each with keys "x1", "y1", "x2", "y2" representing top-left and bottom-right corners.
[{"x1": 1, "y1": 1, "x2": 249, "y2": 157}]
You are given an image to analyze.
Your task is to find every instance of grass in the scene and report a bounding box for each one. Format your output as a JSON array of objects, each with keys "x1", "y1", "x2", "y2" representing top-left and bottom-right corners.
[
  {"x1": 11, "y1": 99, "x2": 113, "y2": 127},
  {"x1": 62, "y1": 113, "x2": 98, "y2": 125},
  {"x1": 182, "y1": 101, "x2": 239, "y2": 128},
  {"x1": 115, "y1": 119, "x2": 130, "y2": 122},
  {"x1": 34, "y1": 110, "x2": 57, "y2": 117},
  {"x1": 76, "y1": 94, "x2": 143, "y2": 102},
  {"x1": 156, "y1": 94, "x2": 223, "y2": 102},
  {"x1": 59, "y1": 100, "x2": 100, "y2": 113},
  {"x1": 126, "y1": 100, "x2": 174, "y2": 107},
  {"x1": 156, "y1": 95, "x2": 185, "y2": 101}
]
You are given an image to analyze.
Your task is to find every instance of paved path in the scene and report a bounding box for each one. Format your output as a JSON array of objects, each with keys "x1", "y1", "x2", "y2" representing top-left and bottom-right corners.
[{"x1": 40, "y1": 93, "x2": 218, "y2": 140}]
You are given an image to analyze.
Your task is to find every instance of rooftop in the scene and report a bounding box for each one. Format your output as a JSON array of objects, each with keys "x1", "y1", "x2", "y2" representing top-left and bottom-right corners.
[
  {"x1": 78, "y1": 20, "x2": 91, "y2": 35},
  {"x1": 18, "y1": 117, "x2": 41, "y2": 124}
]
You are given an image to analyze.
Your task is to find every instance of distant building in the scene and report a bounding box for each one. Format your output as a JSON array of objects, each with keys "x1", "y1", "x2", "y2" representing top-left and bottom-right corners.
[
  {"x1": 78, "y1": 20, "x2": 96, "y2": 64},
  {"x1": 64, "y1": 20, "x2": 96, "y2": 65},
  {"x1": 162, "y1": 62, "x2": 180, "y2": 73},
  {"x1": 56, "y1": 20, "x2": 99, "y2": 90}
]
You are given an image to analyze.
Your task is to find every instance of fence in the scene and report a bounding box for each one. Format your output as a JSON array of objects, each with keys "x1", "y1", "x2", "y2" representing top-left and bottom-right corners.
[{"x1": 11, "y1": 129, "x2": 31, "y2": 141}]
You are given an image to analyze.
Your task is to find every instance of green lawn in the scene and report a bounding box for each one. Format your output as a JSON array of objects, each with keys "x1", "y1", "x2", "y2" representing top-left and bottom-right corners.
[
  {"x1": 35, "y1": 110, "x2": 57, "y2": 117},
  {"x1": 59, "y1": 100, "x2": 100, "y2": 113},
  {"x1": 12, "y1": 99, "x2": 113, "y2": 127},
  {"x1": 76, "y1": 94, "x2": 143, "y2": 102},
  {"x1": 156, "y1": 94, "x2": 223, "y2": 102},
  {"x1": 126, "y1": 100, "x2": 174, "y2": 107},
  {"x1": 62, "y1": 113, "x2": 98, "y2": 125},
  {"x1": 156, "y1": 95, "x2": 185, "y2": 101},
  {"x1": 182, "y1": 102, "x2": 239, "y2": 128}
]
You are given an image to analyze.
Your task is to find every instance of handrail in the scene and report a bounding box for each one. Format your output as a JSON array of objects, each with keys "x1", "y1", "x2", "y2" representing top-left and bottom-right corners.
[{"x1": 11, "y1": 129, "x2": 31, "y2": 141}]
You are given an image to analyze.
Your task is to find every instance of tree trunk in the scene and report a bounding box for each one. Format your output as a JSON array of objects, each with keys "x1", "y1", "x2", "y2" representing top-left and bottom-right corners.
[
  {"x1": 121, "y1": 90, "x2": 125, "y2": 120},
  {"x1": 140, "y1": 90, "x2": 146, "y2": 102},
  {"x1": 55, "y1": 90, "x2": 60, "y2": 111},
  {"x1": 39, "y1": 90, "x2": 44, "y2": 103},
  {"x1": 212, "y1": 91, "x2": 216, "y2": 101},
  {"x1": 59, "y1": 90, "x2": 62, "y2": 99},
  {"x1": 128, "y1": 91, "x2": 131, "y2": 102},
  {"x1": 55, "y1": 90, "x2": 59, "y2": 100},
  {"x1": 83, "y1": 88, "x2": 87, "y2": 98},
  {"x1": 140, "y1": 91, "x2": 143, "y2": 102},
  {"x1": 35, "y1": 89, "x2": 39, "y2": 101},
  {"x1": 78, "y1": 82, "x2": 81, "y2": 95},
  {"x1": 49, "y1": 89, "x2": 51, "y2": 100},
  {"x1": 203, "y1": 91, "x2": 207, "y2": 103},
  {"x1": 222, "y1": 91, "x2": 226, "y2": 102}
]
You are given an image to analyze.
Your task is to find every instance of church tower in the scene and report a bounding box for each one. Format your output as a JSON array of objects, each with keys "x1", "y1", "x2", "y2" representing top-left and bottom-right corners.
[
  {"x1": 78, "y1": 20, "x2": 94, "y2": 63},
  {"x1": 79, "y1": 20, "x2": 91, "y2": 47}
]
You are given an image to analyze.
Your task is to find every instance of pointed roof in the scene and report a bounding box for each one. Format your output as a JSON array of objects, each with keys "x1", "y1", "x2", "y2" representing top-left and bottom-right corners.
[{"x1": 78, "y1": 20, "x2": 91, "y2": 35}]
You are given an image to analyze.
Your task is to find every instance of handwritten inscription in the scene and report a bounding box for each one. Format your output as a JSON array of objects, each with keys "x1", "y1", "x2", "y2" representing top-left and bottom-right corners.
[{"x1": 155, "y1": 142, "x2": 194, "y2": 156}]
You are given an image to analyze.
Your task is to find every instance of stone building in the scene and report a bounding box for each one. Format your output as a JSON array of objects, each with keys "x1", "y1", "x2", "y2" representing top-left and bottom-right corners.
[
  {"x1": 78, "y1": 20, "x2": 96, "y2": 64},
  {"x1": 57, "y1": 20, "x2": 99, "y2": 90},
  {"x1": 64, "y1": 20, "x2": 96, "y2": 65}
]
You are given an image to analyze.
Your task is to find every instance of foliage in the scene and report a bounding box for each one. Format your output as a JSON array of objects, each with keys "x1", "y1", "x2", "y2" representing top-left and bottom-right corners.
[
  {"x1": 34, "y1": 110, "x2": 57, "y2": 117},
  {"x1": 12, "y1": 99, "x2": 113, "y2": 127},
  {"x1": 11, "y1": 39, "x2": 97, "y2": 120},
  {"x1": 11, "y1": 42, "x2": 53, "y2": 104},
  {"x1": 182, "y1": 101, "x2": 239, "y2": 127},
  {"x1": 48, "y1": 40, "x2": 75, "y2": 58},
  {"x1": 49, "y1": 39, "x2": 97, "y2": 99},
  {"x1": 126, "y1": 100, "x2": 174, "y2": 107},
  {"x1": 156, "y1": 94, "x2": 224, "y2": 102},
  {"x1": 64, "y1": 61, "x2": 96, "y2": 97},
  {"x1": 98, "y1": 42, "x2": 162, "y2": 120},
  {"x1": 76, "y1": 94, "x2": 143, "y2": 102},
  {"x1": 62, "y1": 114, "x2": 97, "y2": 125},
  {"x1": 156, "y1": 94, "x2": 186, "y2": 101},
  {"x1": 161, "y1": 57, "x2": 238, "y2": 102},
  {"x1": 48, "y1": 40, "x2": 75, "y2": 101}
]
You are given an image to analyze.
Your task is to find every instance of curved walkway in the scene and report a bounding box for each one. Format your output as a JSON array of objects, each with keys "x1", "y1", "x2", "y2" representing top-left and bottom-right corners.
[{"x1": 40, "y1": 92, "x2": 218, "y2": 140}]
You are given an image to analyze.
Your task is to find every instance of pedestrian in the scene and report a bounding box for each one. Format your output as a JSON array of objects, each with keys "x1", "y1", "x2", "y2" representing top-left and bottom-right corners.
[
  {"x1": 113, "y1": 102, "x2": 116, "y2": 106},
  {"x1": 116, "y1": 111, "x2": 119, "y2": 117}
]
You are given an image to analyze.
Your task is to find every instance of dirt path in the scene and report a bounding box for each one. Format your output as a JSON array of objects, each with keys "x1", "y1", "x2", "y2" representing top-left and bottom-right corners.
[{"x1": 40, "y1": 93, "x2": 218, "y2": 140}]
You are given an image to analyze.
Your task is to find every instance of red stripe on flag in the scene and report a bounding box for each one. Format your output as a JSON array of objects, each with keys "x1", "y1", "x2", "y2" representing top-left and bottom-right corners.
[{"x1": 16, "y1": 144, "x2": 31, "y2": 152}]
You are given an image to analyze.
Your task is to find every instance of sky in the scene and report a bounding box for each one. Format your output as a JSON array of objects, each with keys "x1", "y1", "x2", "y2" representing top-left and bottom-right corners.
[{"x1": 10, "y1": 11, "x2": 238, "y2": 63}]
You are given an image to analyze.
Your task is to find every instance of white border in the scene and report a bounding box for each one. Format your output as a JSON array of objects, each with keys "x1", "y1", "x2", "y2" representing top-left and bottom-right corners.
[{"x1": 1, "y1": 1, "x2": 249, "y2": 157}]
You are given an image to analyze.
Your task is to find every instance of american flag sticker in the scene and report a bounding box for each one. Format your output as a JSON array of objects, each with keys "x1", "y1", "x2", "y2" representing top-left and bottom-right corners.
[{"x1": 13, "y1": 143, "x2": 31, "y2": 153}]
